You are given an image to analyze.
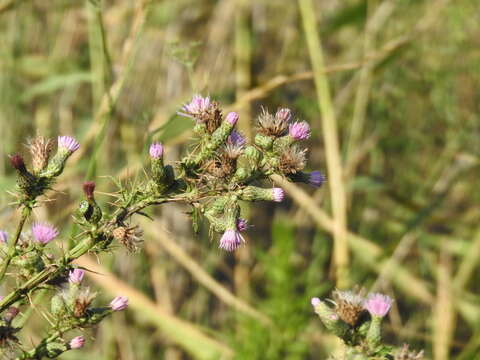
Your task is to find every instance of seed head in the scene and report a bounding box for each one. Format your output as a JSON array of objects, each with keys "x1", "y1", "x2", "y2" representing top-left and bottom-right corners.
[
  {"x1": 257, "y1": 108, "x2": 289, "y2": 137},
  {"x1": 394, "y1": 344, "x2": 424, "y2": 360},
  {"x1": 69, "y1": 336, "x2": 86, "y2": 350},
  {"x1": 279, "y1": 146, "x2": 307, "y2": 174},
  {"x1": 110, "y1": 296, "x2": 128, "y2": 311},
  {"x1": 332, "y1": 289, "x2": 366, "y2": 326},
  {"x1": 112, "y1": 226, "x2": 143, "y2": 252},
  {"x1": 58, "y1": 136, "x2": 80, "y2": 153},
  {"x1": 27, "y1": 136, "x2": 53, "y2": 172},
  {"x1": 364, "y1": 293, "x2": 393, "y2": 318},
  {"x1": 72, "y1": 288, "x2": 96, "y2": 317},
  {"x1": 32, "y1": 223, "x2": 59, "y2": 244}
]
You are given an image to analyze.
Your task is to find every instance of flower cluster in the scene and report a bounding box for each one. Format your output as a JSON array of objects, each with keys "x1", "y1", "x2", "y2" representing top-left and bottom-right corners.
[{"x1": 311, "y1": 289, "x2": 421, "y2": 359}]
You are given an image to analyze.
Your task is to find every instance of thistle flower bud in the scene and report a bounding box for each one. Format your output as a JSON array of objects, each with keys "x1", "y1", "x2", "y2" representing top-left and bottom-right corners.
[
  {"x1": 32, "y1": 222, "x2": 59, "y2": 245},
  {"x1": 254, "y1": 133, "x2": 274, "y2": 150},
  {"x1": 244, "y1": 145, "x2": 261, "y2": 163},
  {"x1": 69, "y1": 336, "x2": 86, "y2": 350},
  {"x1": 83, "y1": 181, "x2": 95, "y2": 200},
  {"x1": 225, "y1": 112, "x2": 239, "y2": 126},
  {"x1": 239, "y1": 186, "x2": 285, "y2": 202},
  {"x1": 40, "y1": 136, "x2": 80, "y2": 178},
  {"x1": 364, "y1": 293, "x2": 393, "y2": 318},
  {"x1": 311, "y1": 297, "x2": 321, "y2": 308},
  {"x1": 312, "y1": 298, "x2": 349, "y2": 338},
  {"x1": 69, "y1": 269, "x2": 85, "y2": 284},
  {"x1": 289, "y1": 121, "x2": 311, "y2": 140},
  {"x1": 149, "y1": 142, "x2": 164, "y2": 159},
  {"x1": 110, "y1": 296, "x2": 128, "y2": 311},
  {"x1": 10, "y1": 154, "x2": 27, "y2": 172},
  {"x1": 0, "y1": 230, "x2": 7, "y2": 244},
  {"x1": 236, "y1": 218, "x2": 249, "y2": 232},
  {"x1": 46, "y1": 342, "x2": 68, "y2": 357}
]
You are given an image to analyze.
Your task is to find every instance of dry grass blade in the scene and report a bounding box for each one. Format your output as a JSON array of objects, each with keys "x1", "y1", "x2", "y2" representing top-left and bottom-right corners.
[
  {"x1": 298, "y1": 0, "x2": 349, "y2": 288},
  {"x1": 75, "y1": 256, "x2": 234, "y2": 360}
]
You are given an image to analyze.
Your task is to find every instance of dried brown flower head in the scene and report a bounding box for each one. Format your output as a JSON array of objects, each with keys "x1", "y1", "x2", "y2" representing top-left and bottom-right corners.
[
  {"x1": 332, "y1": 289, "x2": 366, "y2": 326},
  {"x1": 73, "y1": 288, "x2": 96, "y2": 318},
  {"x1": 256, "y1": 108, "x2": 290, "y2": 137},
  {"x1": 279, "y1": 146, "x2": 306, "y2": 174},
  {"x1": 27, "y1": 136, "x2": 53, "y2": 173},
  {"x1": 113, "y1": 225, "x2": 143, "y2": 252}
]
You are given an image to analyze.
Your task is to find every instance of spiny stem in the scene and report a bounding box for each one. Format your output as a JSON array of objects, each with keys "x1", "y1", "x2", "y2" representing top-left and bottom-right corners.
[{"x1": 0, "y1": 206, "x2": 31, "y2": 283}]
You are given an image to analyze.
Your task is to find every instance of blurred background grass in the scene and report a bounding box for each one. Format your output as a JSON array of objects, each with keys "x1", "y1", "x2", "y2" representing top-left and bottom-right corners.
[{"x1": 0, "y1": 0, "x2": 479, "y2": 359}]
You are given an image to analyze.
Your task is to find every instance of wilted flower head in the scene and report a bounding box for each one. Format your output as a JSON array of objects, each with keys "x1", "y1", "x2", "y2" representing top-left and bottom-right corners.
[
  {"x1": 257, "y1": 108, "x2": 290, "y2": 137},
  {"x1": 110, "y1": 296, "x2": 128, "y2": 311},
  {"x1": 289, "y1": 121, "x2": 311, "y2": 140},
  {"x1": 394, "y1": 344, "x2": 424, "y2": 360},
  {"x1": 69, "y1": 336, "x2": 85, "y2": 350},
  {"x1": 58, "y1": 136, "x2": 80, "y2": 153},
  {"x1": 332, "y1": 289, "x2": 366, "y2": 326},
  {"x1": 71, "y1": 288, "x2": 96, "y2": 318},
  {"x1": 275, "y1": 108, "x2": 292, "y2": 123},
  {"x1": 69, "y1": 269, "x2": 85, "y2": 284},
  {"x1": 112, "y1": 225, "x2": 143, "y2": 252},
  {"x1": 364, "y1": 293, "x2": 393, "y2": 318},
  {"x1": 0, "y1": 230, "x2": 7, "y2": 244},
  {"x1": 32, "y1": 222, "x2": 59, "y2": 244},
  {"x1": 149, "y1": 142, "x2": 164, "y2": 159},
  {"x1": 309, "y1": 171, "x2": 326, "y2": 187},
  {"x1": 219, "y1": 229, "x2": 244, "y2": 252}
]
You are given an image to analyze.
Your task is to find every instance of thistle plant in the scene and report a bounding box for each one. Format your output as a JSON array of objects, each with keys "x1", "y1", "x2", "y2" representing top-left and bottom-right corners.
[
  {"x1": 0, "y1": 96, "x2": 323, "y2": 358},
  {"x1": 311, "y1": 289, "x2": 424, "y2": 360}
]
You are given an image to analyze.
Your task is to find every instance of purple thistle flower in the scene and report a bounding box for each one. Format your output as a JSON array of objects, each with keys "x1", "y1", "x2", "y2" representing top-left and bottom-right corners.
[
  {"x1": 309, "y1": 171, "x2": 326, "y2": 187},
  {"x1": 69, "y1": 336, "x2": 85, "y2": 349},
  {"x1": 289, "y1": 121, "x2": 311, "y2": 140},
  {"x1": 149, "y1": 142, "x2": 164, "y2": 159},
  {"x1": 275, "y1": 108, "x2": 292, "y2": 123},
  {"x1": 110, "y1": 296, "x2": 128, "y2": 311},
  {"x1": 69, "y1": 269, "x2": 85, "y2": 284},
  {"x1": 227, "y1": 130, "x2": 246, "y2": 147},
  {"x1": 0, "y1": 230, "x2": 7, "y2": 244},
  {"x1": 236, "y1": 218, "x2": 249, "y2": 232},
  {"x1": 179, "y1": 95, "x2": 212, "y2": 119},
  {"x1": 311, "y1": 297, "x2": 321, "y2": 307},
  {"x1": 32, "y1": 223, "x2": 59, "y2": 244},
  {"x1": 58, "y1": 136, "x2": 80, "y2": 153},
  {"x1": 272, "y1": 187, "x2": 285, "y2": 202},
  {"x1": 225, "y1": 112, "x2": 239, "y2": 126},
  {"x1": 219, "y1": 229, "x2": 245, "y2": 252},
  {"x1": 364, "y1": 293, "x2": 393, "y2": 318}
]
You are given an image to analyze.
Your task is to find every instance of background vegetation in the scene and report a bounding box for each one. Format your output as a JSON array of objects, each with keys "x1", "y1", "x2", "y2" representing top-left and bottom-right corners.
[{"x1": 0, "y1": 0, "x2": 479, "y2": 359}]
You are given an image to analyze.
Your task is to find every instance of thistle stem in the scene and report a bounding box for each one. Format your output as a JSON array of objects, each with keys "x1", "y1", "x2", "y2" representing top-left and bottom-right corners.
[{"x1": 0, "y1": 206, "x2": 31, "y2": 283}]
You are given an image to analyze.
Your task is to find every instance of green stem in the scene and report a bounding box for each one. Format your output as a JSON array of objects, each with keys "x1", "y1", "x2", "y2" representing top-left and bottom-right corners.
[{"x1": 0, "y1": 206, "x2": 31, "y2": 283}]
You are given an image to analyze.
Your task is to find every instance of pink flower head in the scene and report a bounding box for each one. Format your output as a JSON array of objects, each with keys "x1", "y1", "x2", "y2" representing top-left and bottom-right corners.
[
  {"x1": 0, "y1": 230, "x2": 7, "y2": 244},
  {"x1": 236, "y1": 218, "x2": 249, "y2": 232},
  {"x1": 364, "y1": 293, "x2": 393, "y2": 318},
  {"x1": 289, "y1": 121, "x2": 311, "y2": 140},
  {"x1": 225, "y1": 112, "x2": 239, "y2": 126},
  {"x1": 309, "y1": 171, "x2": 326, "y2": 187},
  {"x1": 69, "y1": 269, "x2": 85, "y2": 284},
  {"x1": 227, "y1": 130, "x2": 246, "y2": 147},
  {"x1": 69, "y1": 336, "x2": 85, "y2": 349},
  {"x1": 58, "y1": 136, "x2": 80, "y2": 153},
  {"x1": 149, "y1": 142, "x2": 164, "y2": 159},
  {"x1": 219, "y1": 229, "x2": 244, "y2": 252},
  {"x1": 311, "y1": 297, "x2": 321, "y2": 307},
  {"x1": 110, "y1": 296, "x2": 128, "y2": 311},
  {"x1": 275, "y1": 108, "x2": 292, "y2": 123},
  {"x1": 32, "y1": 222, "x2": 59, "y2": 244},
  {"x1": 179, "y1": 95, "x2": 212, "y2": 119},
  {"x1": 272, "y1": 187, "x2": 285, "y2": 202}
]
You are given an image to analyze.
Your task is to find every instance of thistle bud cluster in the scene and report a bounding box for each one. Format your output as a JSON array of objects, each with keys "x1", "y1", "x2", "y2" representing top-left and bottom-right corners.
[{"x1": 311, "y1": 289, "x2": 422, "y2": 359}]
